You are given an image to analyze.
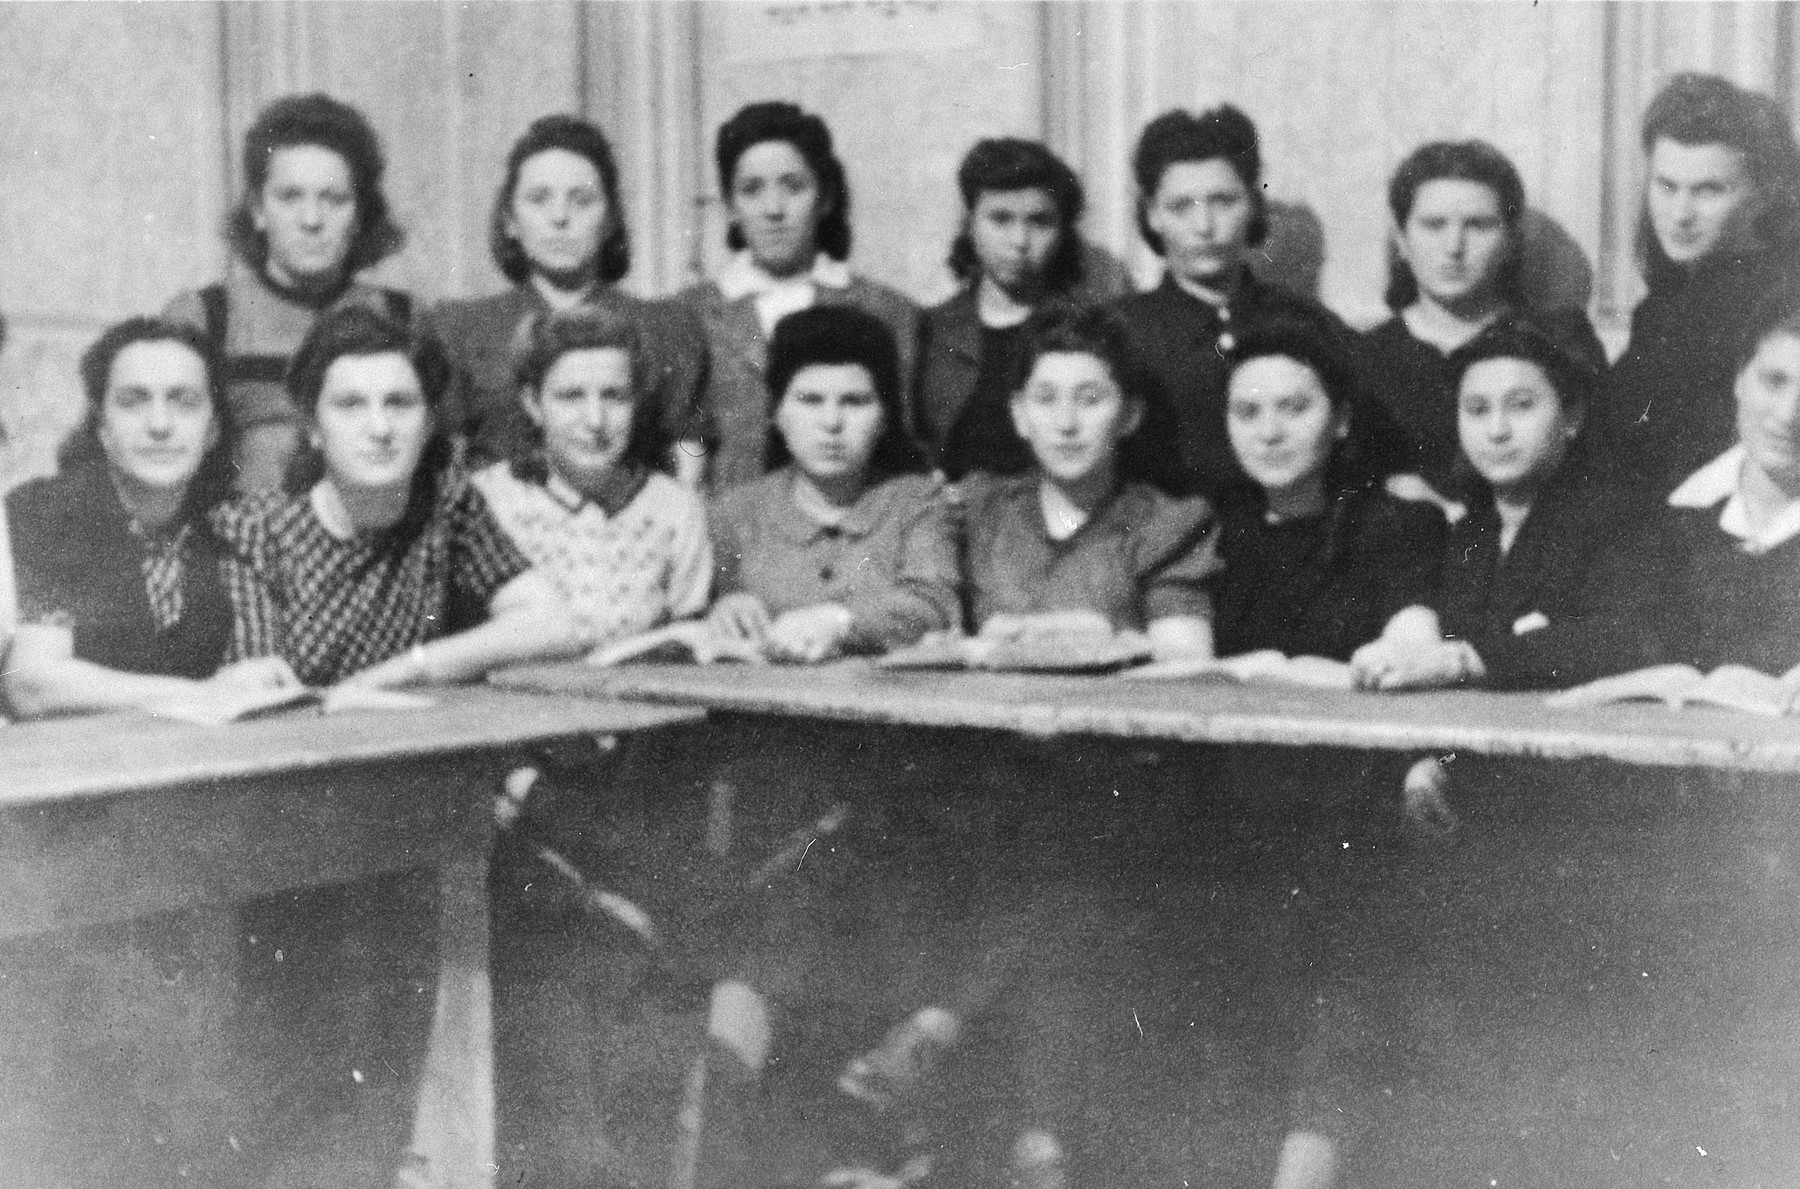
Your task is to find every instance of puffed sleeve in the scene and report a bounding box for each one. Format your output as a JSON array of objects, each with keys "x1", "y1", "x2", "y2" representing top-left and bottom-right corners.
[
  {"x1": 449, "y1": 480, "x2": 534, "y2": 611},
  {"x1": 842, "y1": 477, "x2": 960, "y2": 652},
  {"x1": 1136, "y1": 492, "x2": 1224, "y2": 623}
]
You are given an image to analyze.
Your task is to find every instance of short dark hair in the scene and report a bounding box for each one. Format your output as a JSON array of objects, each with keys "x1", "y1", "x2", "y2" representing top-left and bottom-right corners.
[
  {"x1": 284, "y1": 307, "x2": 453, "y2": 492},
  {"x1": 1448, "y1": 313, "x2": 1601, "y2": 413},
  {"x1": 489, "y1": 115, "x2": 630, "y2": 286},
  {"x1": 947, "y1": 138, "x2": 1086, "y2": 292},
  {"x1": 1384, "y1": 140, "x2": 1527, "y2": 312},
  {"x1": 505, "y1": 307, "x2": 666, "y2": 480},
  {"x1": 226, "y1": 94, "x2": 405, "y2": 276},
  {"x1": 716, "y1": 102, "x2": 852, "y2": 262},
  {"x1": 286, "y1": 305, "x2": 452, "y2": 416},
  {"x1": 62, "y1": 318, "x2": 235, "y2": 511},
  {"x1": 1636, "y1": 73, "x2": 1800, "y2": 281},
  {"x1": 1132, "y1": 105, "x2": 1268, "y2": 255},
  {"x1": 1019, "y1": 305, "x2": 1151, "y2": 408},
  {"x1": 763, "y1": 305, "x2": 922, "y2": 477},
  {"x1": 1228, "y1": 317, "x2": 1360, "y2": 410}
]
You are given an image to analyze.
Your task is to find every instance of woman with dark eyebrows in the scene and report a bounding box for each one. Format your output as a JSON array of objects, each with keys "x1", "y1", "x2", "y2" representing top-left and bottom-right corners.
[
  {"x1": 429, "y1": 115, "x2": 709, "y2": 484},
  {"x1": 1109, "y1": 105, "x2": 1361, "y2": 500},
  {"x1": 165, "y1": 93, "x2": 413, "y2": 494},
  {"x1": 1591, "y1": 72, "x2": 1800, "y2": 498},
  {"x1": 1358, "y1": 140, "x2": 1604, "y2": 499},
  {"x1": 918, "y1": 137, "x2": 1127, "y2": 479},
  {"x1": 676, "y1": 101, "x2": 918, "y2": 494}
]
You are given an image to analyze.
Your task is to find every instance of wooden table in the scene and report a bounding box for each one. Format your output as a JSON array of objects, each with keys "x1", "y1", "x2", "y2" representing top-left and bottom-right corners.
[
  {"x1": 494, "y1": 659, "x2": 1800, "y2": 773},
  {"x1": 0, "y1": 687, "x2": 702, "y2": 1189}
]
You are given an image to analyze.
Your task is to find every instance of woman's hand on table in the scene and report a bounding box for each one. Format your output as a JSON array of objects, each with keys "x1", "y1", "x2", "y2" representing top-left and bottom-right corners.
[
  {"x1": 708, "y1": 592, "x2": 773, "y2": 644},
  {"x1": 209, "y1": 655, "x2": 304, "y2": 692},
  {"x1": 764, "y1": 603, "x2": 854, "y2": 664},
  {"x1": 1351, "y1": 636, "x2": 1483, "y2": 691}
]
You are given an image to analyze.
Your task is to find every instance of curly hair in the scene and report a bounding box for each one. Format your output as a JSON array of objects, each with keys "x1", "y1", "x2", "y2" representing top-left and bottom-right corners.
[
  {"x1": 1228, "y1": 316, "x2": 1361, "y2": 410},
  {"x1": 1020, "y1": 305, "x2": 1154, "y2": 408},
  {"x1": 763, "y1": 305, "x2": 922, "y2": 477},
  {"x1": 1132, "y1": 105, "x2": 1268, "y2": 255},
  {"x1": 1636, "y1": 73, "x2": 1800, "y2": 283},
  {"x1": 1383, "y1": 140, "x2": 1527, "y2": 312},
  {"x1": 489, "y1": 115, "x2": 631, "y2": 286},
  {"x1": 946, "y1": 138, "x2": 1086, "y2": 292},
  {"x1": 226, "y1": 94, "x2": 405, "y2": 277},
  {"x1": 503, "y1": 307, "x2": 666, "y2": 481},
  {"x1": 60, "y1": 318, "x2": 236, "y2": 512},
  {"x1": 716, "y1": 101, "x2": 852, "y2": 262}
]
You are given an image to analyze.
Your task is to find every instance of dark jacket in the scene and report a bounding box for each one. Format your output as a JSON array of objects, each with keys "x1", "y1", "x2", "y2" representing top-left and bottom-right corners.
[
  {"x1": 1590, "y1": 251, "x2": 1792, "y2": 497},
  {"x1": 1432, "y1": 464, "x2": 1667, "y2": 689},
  {"x1": 1357, "y1": 308, "x2": 1605, "y2": 491},
  {"x1": 6, "y1": 463, "x2": 235, "y2": 680},
  {"x1": 1212, "y1": 482, "x2": 1446, "y2": 661},
  {"x1": 1109, "y1": 272, "x2": 1361, "y2": 498}
]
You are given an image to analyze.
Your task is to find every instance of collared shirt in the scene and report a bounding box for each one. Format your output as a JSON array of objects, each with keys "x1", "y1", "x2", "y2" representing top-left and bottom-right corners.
[
  {"x1": 1668, "y1": 445, "x2": 1800, "y2": 555},
  {"x1": 709, "y1": 466, "x2": 958, "y2": 652},
  {"x1": 716, "y1": 250, "x2": 853, "y2": 337},
  {"x1": 959, "y1": 472, "x2": 1221, "y2": 631},
  {"x1": 472, "y1": 461, "x2": 710, "y2": 649}
]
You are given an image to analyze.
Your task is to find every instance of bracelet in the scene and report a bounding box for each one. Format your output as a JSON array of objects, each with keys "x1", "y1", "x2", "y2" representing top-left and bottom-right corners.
[{"x1": 410, "y1": 643, "x2": 431, "y2": 684}]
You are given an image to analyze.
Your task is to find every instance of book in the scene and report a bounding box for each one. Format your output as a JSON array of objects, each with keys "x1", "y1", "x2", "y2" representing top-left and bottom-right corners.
[
  {"x1": 876, "y1": 629, "x2": 1155, "y2": 674},
  {"x1": 1120, "y1": 649, "x2": 1356, "y2": 690},
  {"x1": 586, "y1": 620, "x2": 766, "y2": 667},
  {"x1": 1544, "y1": 663, "x2": 1800, "y2": 716},
  {"x1": 150, "y1": 684, "x2": 436, "y2": 727}
]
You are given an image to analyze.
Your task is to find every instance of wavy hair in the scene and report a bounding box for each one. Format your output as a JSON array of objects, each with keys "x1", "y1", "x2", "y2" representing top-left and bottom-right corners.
[
  {"x1": 503, "y1": 307, "x2": 666, "y2": 481},
  {"x1": 716, "y1": 101, "x2": 853, "y2": 262},
  {"x1": 226, "y1": 93, "x2": 405, "y2": 277},
  {"x1": 489, "y1": 115, "x2": 630, "y2": 286},
  {"x1": 1383, "y1": 140, "x2": 1527, "y2": 312},
  {"x1": 60, "y1": 318, "x2": 236, "y2": 512},
  {"x1": 947, "y1": 138, "x2": 1086, "y2": 293},
  {"x1": 1132, "y1": 105, "x2": 1268, "y2": 255},
  {"x1": 762, "y1": 305, "x2": 922, "y2": 477}
]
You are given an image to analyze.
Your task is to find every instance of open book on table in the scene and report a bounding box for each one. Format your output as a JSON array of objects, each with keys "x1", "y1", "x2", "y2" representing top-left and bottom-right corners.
[
  {"x1": 876, "y1": 629, "x2": 1155, "y2": 674},
  {"x1": 1120, "y1": 649, "x2": 1356, "y2": 690},
  {"x1": 586, "y1": 620, "x2": 765, "y2": 667},
  {"x1": 1544, "y1": 663, "x2": 1800, "y2": 716},
  {"x1": 150, "y1": 683, "x2": 436, "y2": 727}
]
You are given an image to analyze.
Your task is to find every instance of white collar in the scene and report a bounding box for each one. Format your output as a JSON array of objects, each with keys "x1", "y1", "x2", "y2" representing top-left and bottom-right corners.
[
  {"x1": 716, "y1": 250, "x2": 851, "y2": 302},
  {"x1": 1669, "y1": 444, "x2": 1800, "y2": 554}
]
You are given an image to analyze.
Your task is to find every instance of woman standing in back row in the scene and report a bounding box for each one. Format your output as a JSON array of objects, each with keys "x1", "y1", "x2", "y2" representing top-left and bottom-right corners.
[
  {"x1": 429, "y1": 115, "x2": 708, "y2": 483},
  {"x1": 677, "y1": 101, "x2": 919, "y2": 493},
  {"x1": 166, "y1": 94, "x2": 413, "y2": 493}
]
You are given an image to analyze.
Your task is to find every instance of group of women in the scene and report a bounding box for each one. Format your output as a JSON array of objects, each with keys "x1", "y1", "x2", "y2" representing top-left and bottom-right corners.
[{"x1": 4, "y1": 66, "x2": 1800, "y2": 1189}]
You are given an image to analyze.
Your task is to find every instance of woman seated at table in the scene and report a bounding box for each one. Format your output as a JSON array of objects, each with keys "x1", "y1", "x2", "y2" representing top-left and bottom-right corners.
[
  {"x1": 4, "y1": 318, "x2": 299, "y2": 719},
  {"x1": 1662, "y1": 286, "x2": 1800, "y2": 673},
  {"x1": 1214, "y1": 318, "x2": 1445, "y2": 661},
  {"x1": 471, "y1": 307, "x2": 710, "y2": 652},
  {"x1": 960, "y1": 305, "x2": 1220, "y2": 660},
  {"x1": 1359, "y1": 140, "x2": 1604, "y2": 496},
  {"x1": 429, "y1": 115, "x2": 707, "y2": 480},
  {"x1": 707, "y1": 304, "x2": 957, "y2": 661},
  {"x1": 217, "y1": 304, "x2": 579, "y2": 687},
  {"x1": 1350, "y1": 317, "x2": 1664, "y2": 692}
]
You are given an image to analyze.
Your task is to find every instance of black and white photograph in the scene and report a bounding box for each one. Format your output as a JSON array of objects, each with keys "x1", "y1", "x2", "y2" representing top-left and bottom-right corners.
[{"x1": 3, "y1": 1, "x2": 1799, "y2": 1186}]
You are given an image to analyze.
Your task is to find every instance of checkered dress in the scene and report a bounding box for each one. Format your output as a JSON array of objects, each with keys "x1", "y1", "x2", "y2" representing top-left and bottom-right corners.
[{"x1": 214, "y1": 457, "x2": 530, "y2": 686}]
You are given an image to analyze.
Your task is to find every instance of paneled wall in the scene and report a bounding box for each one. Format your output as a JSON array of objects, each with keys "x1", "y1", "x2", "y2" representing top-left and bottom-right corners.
[{"x1": 3, "y1": 0, "x2": 1795, "y2": 489}]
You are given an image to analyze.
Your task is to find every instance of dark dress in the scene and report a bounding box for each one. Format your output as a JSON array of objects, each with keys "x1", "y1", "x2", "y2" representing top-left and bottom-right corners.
[
  {"x1": 1211, "y1": 482, "x2": 1445, "y2": 661},
  {"x1": 7, "y1": 461, "x2": 235, "y2": 681},
  {"x1": 1590, "y1": 250, "x2": 1793, "y2": 497},
  {"x1": 1430, "y1": 463, "x2": 1667, "y2": 688},
  {"x1": 1357, "y1": 308, "x2": 1605, "y2": 490},
  {"x1": 1662, "y1": 479, "x2": 1800, "y2": 674},
  {"x1": 1109, "y1": 271, "x2": 1364, "y2": 498},
  {"x1": 915, "y1": 287, "x2": 1041, "y2": 478}
]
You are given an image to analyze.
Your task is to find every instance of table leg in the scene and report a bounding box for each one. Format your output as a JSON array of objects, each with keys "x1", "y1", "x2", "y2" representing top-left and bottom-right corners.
[{"x1": 397, "y1": 842, "x2": 496, "y2": 1189}]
